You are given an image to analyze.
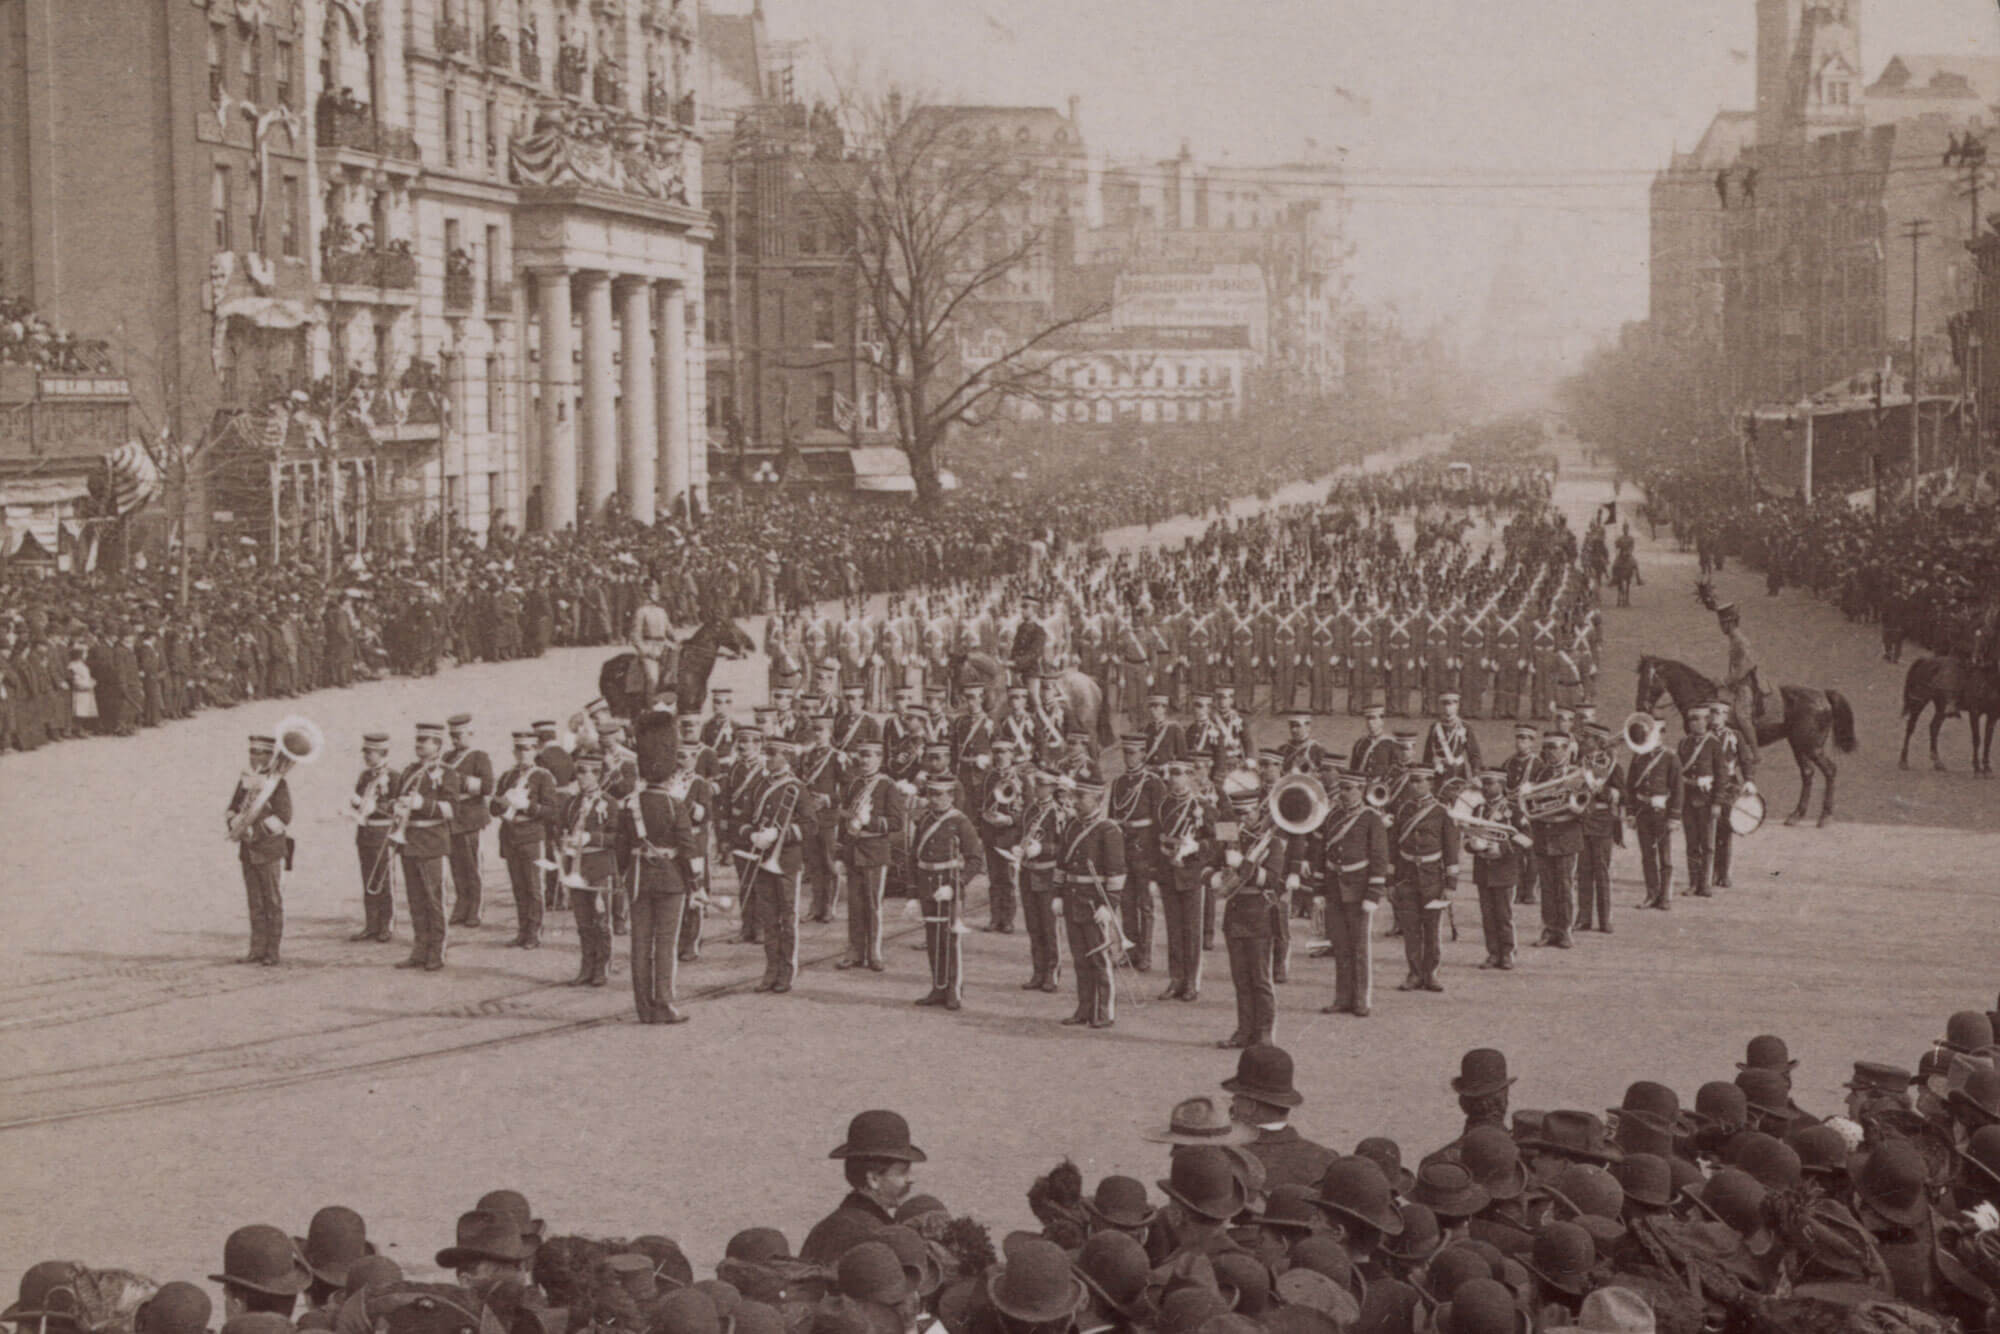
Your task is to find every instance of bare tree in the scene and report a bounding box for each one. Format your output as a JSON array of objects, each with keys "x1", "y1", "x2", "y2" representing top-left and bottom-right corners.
[{"x1": 803, "y1": 90, "x2": 1107, "y2": 508}]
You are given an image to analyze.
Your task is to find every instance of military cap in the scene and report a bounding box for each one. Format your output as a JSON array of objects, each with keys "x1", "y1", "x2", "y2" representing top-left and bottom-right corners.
[
  {"x1": 924, "y1": 778, "x2": 956, "y2": 796},
  {"x1": 1072, "y1": 780, "x2": 1106, "y2": 798},
  {"x1": 447, "y1": 713, "x2": 473, "y2": 728},
  {"x1": 510, "y1": 730, "x2": 538, "y2": 745},
  {"x1": 1064, "y1": 728, "x2": 1090, "y2": 742},
  {"x1": 1845, "y1": 1061, "x2": 1913, "y2": 1094},
  {"x1": 362, "y1": 732, "x2": 390, "y2": 748},
  {"x1": 415, "y1": 721, "x2": 446, "y2": 738},
  {"x1": 572, "y1": 751, "x2": 606, "y2": 771},
  {"x1": 1685, "y1": 704, "x2": 1710, "y2": 718},
  {"x1": 532, "y1": 719, "x2": 558, "y2": 733},
  {"x1": 736, "y1": 725, "x2": 765, "y2": 740},
  {"x1": 1404, "y1": 764, "x2": 1435, "y2": 780},
  {"x1": 1438, "y1": 691, "x2": 1461, "y2": 704},
  {"x1": 1285, "y1": 711, "x2": 1313, "y2": 724},
  {"x1": 1006, "y1": 685, "x2": 1030, "y2": 698},
  {"x1": 1146, "y1": 694, "x2": 1171, "y2": 707},
  {"x1": 1362, "y1": 705, "x2": 1385, "y2": 719},
  {"x1": 764, "y1": 739, "x2": 799, "y2": 755},
  {"x1": 1191, "y1": 692, "x2": 1214, "y2": 703},
  {"x1": 1513, "y1": 723, "x2": 1540, "y2": 738},
  {"x1": 248, "y1": 734, "x2": 276, "y2": 750},
  {"x1": 1165, "y1": 760, "x2": 1195, "y2": 777},
  {"x1": 1119, "y1": 733, "x2": 1147, "y2": 748}
]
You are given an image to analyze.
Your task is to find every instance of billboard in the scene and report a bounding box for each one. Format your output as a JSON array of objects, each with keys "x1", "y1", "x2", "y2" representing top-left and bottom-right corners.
[{"x1": 1111, "y1": 265, "x2": 1267, "y2": 352}]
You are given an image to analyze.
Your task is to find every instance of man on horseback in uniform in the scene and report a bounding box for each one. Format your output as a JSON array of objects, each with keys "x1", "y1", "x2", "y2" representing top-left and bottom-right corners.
[
  {"x1": 1715, "y1": 604, "x2": 1763, "y2": 764},
  {"x1": 627, "y1": 582, "x2": 676, "y2": 704}
]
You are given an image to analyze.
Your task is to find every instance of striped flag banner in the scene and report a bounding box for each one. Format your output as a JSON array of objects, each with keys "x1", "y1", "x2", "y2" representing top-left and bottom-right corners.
[{"x1": 105, "y1": 439, "x2": 162, "y2": 516}]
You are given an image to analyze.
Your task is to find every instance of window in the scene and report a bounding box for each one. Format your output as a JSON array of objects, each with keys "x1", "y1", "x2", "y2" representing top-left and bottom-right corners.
[
  {"x1": 798, "y1": 214, "x2": 818, "y2": 255},
  {"x1": 813, "y1": 372, "x2": 837, "y2": 429},
  {"x1": 275, "y1": 40, "x2": 293, "y2": 108},
  {"x1": 211, "y1": 165, "x2": 233, "y2": 250},
  {"x1": 485, "y1": 225, "x2": 502, "y2": 297},
  {"x1": 241, "y1": 29, "x2": 260, "y2": 100},
  {"x1": 811, "y1": 289, "x2": 836, "y2": 345},
  {"x1": 280, "y1": 174, "x2": 300, "y2": 258},
  {"x1": 706, "y1": 372, "x2": 733, "y2": 428},
  {"x1": 467, "y1": 103, "x2": 480, "y2": 170},
  {"x1": 374, "y1": 321, "x2": 393, "y2": 377},
  {"x1": 443, "y1": 89, "x2": 458, "y2": 166},
  {"x1": 487, "y1": 470, "x2": 502, "y2": 519},
  {"x1": 485, "y1": 97, "x2": 499, "y2": 167},
  {"x1": 208, "y1": 24, "x2": 227, "y2": 103},
  {"x1": 487, "y1": 354, "x2": 503, "y2": 434},
  {"x1": 445, "y1": 217, "x2": 462, "y2": 257},
  {"x1": 706, "y1": 300, "x2": 730, "y2": 344}
]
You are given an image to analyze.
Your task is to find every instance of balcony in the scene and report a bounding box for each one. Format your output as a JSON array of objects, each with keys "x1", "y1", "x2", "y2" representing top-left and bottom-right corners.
[
  {"x1": 444, "y1": 270, "x2": 477, "y2": 312},
  {"x1": 321, "y1": 247, "x2": 419, "y2": 292},
  {"x1": 483, "y1": 25, "x2": 512, "y2": 70},
  {"x1": 316, "y1": 98, "x2": 421, "y2": 164},
  {"x1": 435, "y1": 16, "x2": 472, "y2": 59},
  {"x1": 592, "y1": 64, "x2": 625, "y2": 110}
]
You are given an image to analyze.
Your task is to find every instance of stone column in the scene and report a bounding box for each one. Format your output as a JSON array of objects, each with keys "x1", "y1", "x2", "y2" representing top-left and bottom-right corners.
[
  {"x1": 532, "y1": 266, "x2": 575, "y2": 531},
  {"x1": 655, "y1": 280, "x2": 690, "y2": 514},
  {"x1": 577, "y1": 269, "x2": 617, "y2": 520},
  {"x1": 617, "y1": 276, "x2": 657, "y2": 524}
]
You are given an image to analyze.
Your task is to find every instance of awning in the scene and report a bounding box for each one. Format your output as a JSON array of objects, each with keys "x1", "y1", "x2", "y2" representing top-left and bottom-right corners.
[
  {"x1": 217, "y1": 296, "x2": 323, "y2": 329},
  {"x1": 0, "y1": 474, "x2": 92, "y2": 506},
  {"x1": 0, "y1": 474, "x2": 93, "y2": 555}
]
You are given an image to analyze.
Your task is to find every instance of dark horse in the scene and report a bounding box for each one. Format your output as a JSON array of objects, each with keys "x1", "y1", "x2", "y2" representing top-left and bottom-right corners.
[
  {"x1": 598, "y1": 615, "x2": 757, "y2": 719},
  {"x1": 1898, "y1": 656, "x2": 2000, "y2": 774},
  {"x1": 1635, "y1": 655, "x2": 1857, "y2": 827}
]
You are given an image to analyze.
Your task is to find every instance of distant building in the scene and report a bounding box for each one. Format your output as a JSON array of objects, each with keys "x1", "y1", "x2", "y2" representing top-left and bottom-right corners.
[
  {"x1": 1649, "y1": 111, "x2": 1756, "y2": 357},
  {"x1": 1007, "y1": 324, "x2": 1249, "y2": 429},
  {"x1": 0, "y1": 0, "x2": 709, "y2": 554},
  {"x1": 1865, "y1": 55, "x2": 2000, "y2": 127}
]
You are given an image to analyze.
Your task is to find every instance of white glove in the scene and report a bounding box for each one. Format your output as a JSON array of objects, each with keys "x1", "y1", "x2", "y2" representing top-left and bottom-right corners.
[
  {"x1": 687, "y1": 858, "x2": 705, "y2": 876},
  {"x1": 1285, "y1": 872, "x2": 1301, "y2": 891},
  {"x1": 933, "y1": 885, "x2": 954, "y2": 902},
  {"x1": 1225, "y1": 848, "x2": 1244, "y2": 868},
  {"x1": 1696, "y1": 775, "x2": 1712, "y2": 792},
  {"x1": 464, "y1": 777, "x2": 482, "y2": 795},
  {"x1": 1361, "y1": 900, "x2": 1379, "y2": 912},
  {"x1": 976, "y1": 754, "x2": 991, "y2": 770},
  {"x1": 751, "y1": 827, "x2": 777, "y2": 850}
]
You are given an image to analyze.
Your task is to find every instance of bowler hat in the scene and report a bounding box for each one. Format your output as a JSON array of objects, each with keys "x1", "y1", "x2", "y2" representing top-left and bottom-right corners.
[
  {"x1": 1851, "y1": 1141, "x2": 1932, "y2": 1227},
  {"x1": 1693, "y1": 1081, "x2": 1749, "y2": 1129},
  {"x1": 1691, "y1": 1169, "x2": 1774, "y2": 1254},
  {"x1": 652, "y1": 1290, "x2": 721, "y2": 1334},
  {"x1": 1420, "y1": 1245, "x2": 1496, "y2": 1305},
  {"x1": 1572, "y1": 1287, "x2": 1655, "y2": 1334},
  {"x1": 342, "y1": 1256, "x2": 403, "y2": 1298},
  {"x1": 218, "y1": 1317, "x2": 293, "y2": 1334},
  {"x1": 1522, "y1": 1222, "x2": 1596, "y2": 1296},
  {"x1": 829, "y1": 1110, "x2": 926, "y2": 1163},
  {"x1": 730, "y1": 1304, "x2": 785, "y2": 1334},
  {"x1": 629, "y1": 1236, "x2": 693, "y2": 1289},
  {"x1": 1072, "y1": 1232, "x2": 1152, "y2": 1321},
  {"x1": 1540, "y1": 1165, "x2": 1625, "y2": 1246},
  {"x1": 134, "y1": 1284, "x2": 211, "y2": 1334},
  {"x1": 1950, "y1": 1067, "x2": 2000, "y2": 1128},
  {"x1": 1249, "y1": 1183, "x2": 1321, "y2": 1233},
  {"x1": 1451, "y1": 1049, "x2": 1515, "y2": 1099},
  {"x1": 1611, "y1": 1154, "x2": 1675, "y2": 1211},
  {"x1": 689, "y1": 1280, "x2": 739, "y2": 1318},
  {"x1": 1726, "y1": 1133, "x2": 1801, "y2": 1191},
  {"x1": 1409, "y1": 1160, "x2": 1490, "y2": 1220},
  {"x1": 1210, "y1": 1251, "x2": 1272, "y2": 1315},
  {"x1": 1156, "y1": 1287, "x2": 1229, "y2": 1334},
  {"x1": 985, "y1": 1237, "x2": 1085, "y2": 1326},
  {"x1": 1355, "y1": 1278, "x2": 1424, "y2": 1334},
  {"x1": 835, "y1": 1243, "x2": 911, "y2": 1307},
  {"x1": 1786, "y1": 1124, "x2": 1850, "y2": 1179},
  {"x1": 1946, "y1": 1011, "x2": 1995, "y2": 1055},
  {"x1": 296, "y1": 1206, "x2": 375, "y2": 1287},
  {"x1": 1271, "y1": 1267, "x2": 1360, "y2": 1326},
  {"x1": 1353, "y1": 1137, "x2": 1416, "y2": 1195},
  {"x1": 1737, "y1": 1034, "x2": 1796, "y2": 1073},
  {"x1": 1082, "y1": 1176, "x2": 1157, "y2": 1230},
  {"x1": 1607, "y1": 1082, "x2": 1693, "y2": 1139},
  {"x1": 1455, "y1": 1126, "x2": 1527, "y2": 1202},
  {"x1": 1159, "y1": 1146, "x2": 1249, "y2": 1222},
  {"x1": 1380, "y1": 1204, "x2": 1442, "y2": 1264},
  {"x1": 1315, "y1": 1157, "x2": 1405, "y2": 1236},
  {"x1": 210, "y1": 1225, "x2": 313, "y2": 1296},
  {"x1": 435, "y1": 1211, "x2": 532, "y2": 1270},
  {"x1": 1222, "y1": 1044, "x2": 1303, "y2": 1109},
  {"x1": 2, "y1": 1263, "x2": 84, "y2": 1329},
  {"x1": 1434, "y1": 1278, "x2": 1525, "y2": 1334},
  {"x1": 872, "y1": 1225, "x2": 941, "y2": 1298},
  {"x1": 1141, "y1": 1095, "x2": 1256, "y2": 1146}
]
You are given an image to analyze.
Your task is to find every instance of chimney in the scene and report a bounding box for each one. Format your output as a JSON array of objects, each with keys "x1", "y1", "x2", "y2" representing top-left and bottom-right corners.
[{"x1": 1067, "y1": 95, "x2": 1081, "y2": 135}]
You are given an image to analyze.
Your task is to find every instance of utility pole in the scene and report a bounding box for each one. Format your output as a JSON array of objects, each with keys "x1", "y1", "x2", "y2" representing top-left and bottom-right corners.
[{"x1": 1903, "y1": 218, "x2": 1932, "y2": 503}]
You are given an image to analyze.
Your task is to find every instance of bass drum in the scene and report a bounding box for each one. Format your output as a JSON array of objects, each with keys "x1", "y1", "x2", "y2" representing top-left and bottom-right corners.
[{"x1": 1729, "y1": 787, "x2": 1766, "y2": 836}]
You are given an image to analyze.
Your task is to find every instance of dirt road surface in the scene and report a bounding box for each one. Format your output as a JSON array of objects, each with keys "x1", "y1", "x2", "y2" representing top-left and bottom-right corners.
[{"x1": 2, "y1": 435, "x2": 1994, "y2": 1296}]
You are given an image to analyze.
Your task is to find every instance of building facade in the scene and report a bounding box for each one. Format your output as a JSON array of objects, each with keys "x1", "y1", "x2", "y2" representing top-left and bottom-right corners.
[{"x1": 0, "y1": 0, "x2": 708, "y2": 553}]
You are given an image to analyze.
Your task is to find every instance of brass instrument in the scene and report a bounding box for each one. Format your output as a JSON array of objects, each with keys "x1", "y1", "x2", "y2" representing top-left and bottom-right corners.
[
  {"x1": 1623, "y1": 710, "x2": 1664, "y2": 755},
  {"x1": 1450, "y1": 806, "x2": 1535, "y2": 854},
  {"x1": 1518, "y1": 767, "x2": 1590, "y2": 821},
  {"x1": 1213, "y1": 818, "x2": 1281, "y2": 900},
  {"x1": 738, "y1": 777, "x2": 805, "y2": 886},
  {"x1": 1438, "y1": 776, "x2": 1467, "y2": 809},
  {"x1": 347, "y1": 765, "x2": 389, "y2": 823},
  {"x1": 1269, "y1": 773, "x2": 1332, "y2": 836},
  {"x1": 1364, "y1": 779, "x2": 1395, "y2": 810},
  {"x1": 984, "y1": 774, "x2": 1022, "y2": 824},
  {"x1": 1163, "y1": 794, "x2": 1202, "y2": 866},
  {"x1": 226, "y1": 715, "x2": 323, "y2": 841},
  {"x1": 845, "y1": 773, "x2": 881, "y2": 838}
]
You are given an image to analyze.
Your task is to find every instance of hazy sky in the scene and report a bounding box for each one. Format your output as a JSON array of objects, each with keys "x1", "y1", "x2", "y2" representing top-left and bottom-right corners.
[{"x1": 747, "y1": 0, "x2": 2000, "y2": 348}]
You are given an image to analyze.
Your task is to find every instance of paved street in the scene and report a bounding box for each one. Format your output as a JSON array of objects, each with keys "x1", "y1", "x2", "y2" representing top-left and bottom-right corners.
[{"x1": 2, "y1": 437, "x2": 1996, "y2": 1294}]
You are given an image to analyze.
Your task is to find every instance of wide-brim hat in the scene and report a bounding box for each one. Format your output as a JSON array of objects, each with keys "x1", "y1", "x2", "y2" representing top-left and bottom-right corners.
[
  {"x1": 1158, "y1": 1154, "x2": 1249, "y2": 1223},
  {"x1": 1410, "y1": 1161, "x2": 1492, "y2": 1220},
  {"x1": 2, "y1": 1263, "x2": 85, "y2": 1327},
  {"x1": 435, "y1": 1211, "x2": 533, "y2": 1270},
  {"x1": 1141, "y1": 1096, "x2": 1256, "y2": 1146},
  {"x1": 210, "y1": 1227, "x2": 314, "y2": 1297},
  {"x1": 1081, "y1": 1180, "x2": 1157, "y2": 1231}
]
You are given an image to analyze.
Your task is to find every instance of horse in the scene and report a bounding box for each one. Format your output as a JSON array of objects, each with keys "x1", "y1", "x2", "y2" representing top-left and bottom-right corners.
[
  {"x1": 951, "y1": 650, "x2": 1113, "y2": 746},
  {"x1": 1634, "y1": 655, "x2": 1857, "y2": 827},
  {"x1": 1897, "y1": 655, "x2": 2000, "y2": 775},
  {"x1": 598, "y1": 616, "x2": 757, "y2": 719},
  {"x1": 1610, "y1": 549, "x2": 1638, "y2": 608}
]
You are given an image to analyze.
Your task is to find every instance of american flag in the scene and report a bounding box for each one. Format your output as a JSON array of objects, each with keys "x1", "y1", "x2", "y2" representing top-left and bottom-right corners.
[{"x1": 105, "y1": 440, "x2": 162, "y2": 516}]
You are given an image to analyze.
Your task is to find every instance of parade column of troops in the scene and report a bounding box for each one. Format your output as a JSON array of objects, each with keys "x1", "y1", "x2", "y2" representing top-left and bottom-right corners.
[{"x1": 220, "y1": 468, "x2": 1759, "y2": 1032}]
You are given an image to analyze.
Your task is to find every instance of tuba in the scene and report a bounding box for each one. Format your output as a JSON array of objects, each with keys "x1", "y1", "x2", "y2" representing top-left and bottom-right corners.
[
  {"x1": 1623, "y1": 711, "x2": 1663, "y2": 754},
  {"x1": 984, "y1": 774, "x2": 1022, "y2": 824},
  {"x1": 1269, "y1": 773, "x2": 1331, "y2": 835},
  {"x1": 226, "y1": 715, "x2": 323, "y2": 841}
]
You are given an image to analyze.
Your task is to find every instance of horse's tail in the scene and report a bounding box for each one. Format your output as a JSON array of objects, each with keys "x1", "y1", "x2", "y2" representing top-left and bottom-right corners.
[{"x1": 1827, "y1": 689, "x2": 1858, "y2": 753}]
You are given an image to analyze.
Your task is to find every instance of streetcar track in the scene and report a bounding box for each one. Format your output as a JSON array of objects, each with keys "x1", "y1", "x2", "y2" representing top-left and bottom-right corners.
[{"x1": 0, "y1": 898, "x2": 979, "y2": 1133}]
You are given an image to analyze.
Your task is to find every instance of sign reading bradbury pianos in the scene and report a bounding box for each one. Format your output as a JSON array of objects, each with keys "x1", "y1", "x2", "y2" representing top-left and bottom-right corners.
[{"x1": 1111, "y1": 264, "x2": 1268, "y2": 353}]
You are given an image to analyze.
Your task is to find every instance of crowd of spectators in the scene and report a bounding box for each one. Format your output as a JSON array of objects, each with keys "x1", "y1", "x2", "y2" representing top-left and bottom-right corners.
[
  {"x1": 1640, "y1": 466, "x2": 2000, "y2": 665},
  {"x1": 20, "y1": 1005, "x2": 2000, "y2": 1334},
  {"x1": 0, "y1": 418, "x2": 1375, "y2": 756},
  {"x1": 0, "y1": 295, "x2": 116, "y2": 373}
]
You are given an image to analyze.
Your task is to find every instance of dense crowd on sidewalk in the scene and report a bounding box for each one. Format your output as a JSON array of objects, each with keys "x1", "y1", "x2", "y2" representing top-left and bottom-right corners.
[
  {"x1": 0, "y1": 420, "x2": 1378, "y2": 757},
  {"x1": 19, "y1": 1006, "x2": 2000, "y2": 1334},
  {"x1": 1639, "y1": 466, "x2": 2000, "y2": 664}
]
